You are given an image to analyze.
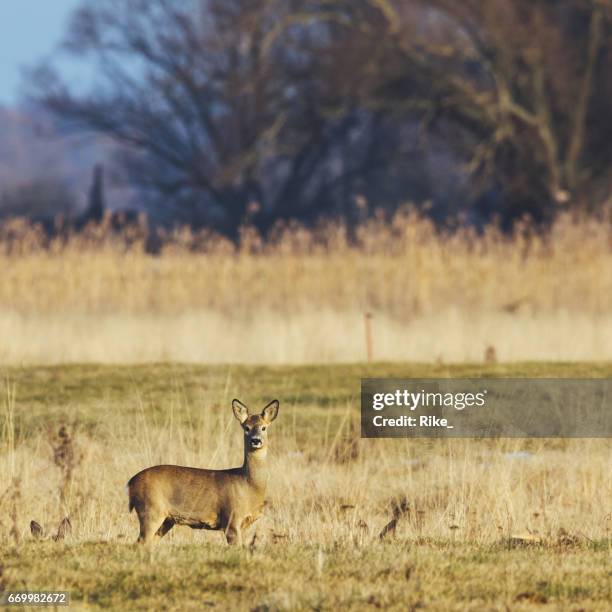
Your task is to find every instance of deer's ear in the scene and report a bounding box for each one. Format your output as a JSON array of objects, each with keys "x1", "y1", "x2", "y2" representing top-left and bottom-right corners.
[
  {"x1": 232, "y1": 399, "x2": 249, "y2": 423},
  {"x1": 261, "y1": 399, "x2": 279, "y2": 423}
]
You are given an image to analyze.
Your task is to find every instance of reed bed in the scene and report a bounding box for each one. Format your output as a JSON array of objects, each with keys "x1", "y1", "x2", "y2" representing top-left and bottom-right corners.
[{"x1": 1, "y1": 211, "x2": 611, "y2": 363}]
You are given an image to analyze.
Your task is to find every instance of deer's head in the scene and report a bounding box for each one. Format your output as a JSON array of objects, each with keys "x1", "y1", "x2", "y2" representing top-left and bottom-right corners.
[{"x1": 232, "y1": 399, "x2": 279, "y2": 454}]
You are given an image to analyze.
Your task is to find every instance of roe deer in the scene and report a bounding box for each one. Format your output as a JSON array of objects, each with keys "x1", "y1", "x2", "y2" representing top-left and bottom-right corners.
[{"x1": 127, "y1": 399, "x2": 279, "y2": 545}]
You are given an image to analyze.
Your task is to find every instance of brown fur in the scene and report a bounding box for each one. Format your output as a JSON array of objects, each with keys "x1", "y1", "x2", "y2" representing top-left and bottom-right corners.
[{"x1": 127, "y1": 399, "x2": 279, "y2": 545}]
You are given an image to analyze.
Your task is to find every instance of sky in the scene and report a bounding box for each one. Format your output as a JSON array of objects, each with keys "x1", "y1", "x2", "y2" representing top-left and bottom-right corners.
[{"x1": 0, "y1": 0, "x2": 82, "y2": 105}]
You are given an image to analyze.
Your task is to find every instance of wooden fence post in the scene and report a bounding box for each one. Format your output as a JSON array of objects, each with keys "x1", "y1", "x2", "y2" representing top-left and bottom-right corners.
[{"x1": 364, "y1": 312, "x2": 374, "y2": 362}]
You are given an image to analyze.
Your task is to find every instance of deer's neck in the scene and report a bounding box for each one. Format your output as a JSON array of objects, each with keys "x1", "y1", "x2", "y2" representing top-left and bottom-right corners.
[{"x1": 243, "y1": 447, "x2": 268, "y2": 492}]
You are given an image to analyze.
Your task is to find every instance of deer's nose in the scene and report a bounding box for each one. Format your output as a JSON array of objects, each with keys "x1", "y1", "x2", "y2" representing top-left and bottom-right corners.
[{"x1": 250, "y1": 437, "x2": 263, "y2": 448}]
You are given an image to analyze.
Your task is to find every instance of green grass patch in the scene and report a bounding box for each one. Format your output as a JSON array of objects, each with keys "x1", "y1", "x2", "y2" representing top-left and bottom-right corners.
[{"x1": 0, "y1": 362, "x2": 610, "y2": 610}]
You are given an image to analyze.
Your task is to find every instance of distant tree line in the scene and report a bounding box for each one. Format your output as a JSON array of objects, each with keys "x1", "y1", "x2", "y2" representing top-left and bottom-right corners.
[{"x1": 27, "y1": 0, "x2": 612, "y2": 235}]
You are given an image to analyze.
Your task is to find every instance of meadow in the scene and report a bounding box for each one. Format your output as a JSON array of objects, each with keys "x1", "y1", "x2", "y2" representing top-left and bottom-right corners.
[
  {"x1": 1, "y1": 211, "x2": 612, "y2": 364},
  {"x1": 0, "y1": 212, "x2": 610, "y2": 609},
  {"x1": 0, "y1": 362, "x2": 610, "y2": 610}
]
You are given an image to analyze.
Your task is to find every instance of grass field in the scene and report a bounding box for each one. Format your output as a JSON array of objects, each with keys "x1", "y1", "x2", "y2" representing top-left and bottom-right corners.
[{"x1": 0, "y1": 362, "x2": 610, "y2": 610}]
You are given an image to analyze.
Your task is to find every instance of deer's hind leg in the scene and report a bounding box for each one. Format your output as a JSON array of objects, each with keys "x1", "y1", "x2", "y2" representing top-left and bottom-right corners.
[{"x1": 136, "y1": 507, "x2": 168, "y2": 545}]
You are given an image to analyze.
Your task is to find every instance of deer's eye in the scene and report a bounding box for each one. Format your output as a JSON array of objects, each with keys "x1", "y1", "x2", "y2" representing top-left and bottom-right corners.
[
  {"x1": 244, "y1": 426, "x2": 251, "y2": 433},
  {"x1": 262, "y1": 426, "x2": 267, "y2": 431}
]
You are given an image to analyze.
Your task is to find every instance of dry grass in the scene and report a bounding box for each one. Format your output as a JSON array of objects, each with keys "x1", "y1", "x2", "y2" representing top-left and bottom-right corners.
[
  {"x1": 0, "y1": 363, "x2": 610, "y2": 610},
  {"x1": 1, "y1": 211, "x2": 611, "y2": 364}
]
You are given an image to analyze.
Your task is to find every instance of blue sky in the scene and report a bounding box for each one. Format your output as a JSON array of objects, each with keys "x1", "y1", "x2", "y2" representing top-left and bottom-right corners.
[{"x1": 0, "y1": 0, "x2": 82, "y2": 105}]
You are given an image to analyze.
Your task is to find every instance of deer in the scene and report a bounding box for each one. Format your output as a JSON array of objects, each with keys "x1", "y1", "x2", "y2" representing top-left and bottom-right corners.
[{"x1": 127, "y1": 398, "x2": 279, "y2": 545}]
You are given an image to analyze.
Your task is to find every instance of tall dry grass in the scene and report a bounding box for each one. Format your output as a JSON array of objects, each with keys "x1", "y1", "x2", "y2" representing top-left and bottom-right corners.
[
  {"x1": 1, "y1": 211, "x2": 611, "y2": 363},
  {"x1": 1, "y1": 382, "x2": 610, "y2": 547}
]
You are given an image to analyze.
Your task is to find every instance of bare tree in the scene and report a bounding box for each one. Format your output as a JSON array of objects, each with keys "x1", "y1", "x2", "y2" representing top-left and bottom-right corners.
[
  {"x1": 339, "y1": 0, "x2": 612, "y2": 220},
  {"x1": 30, "y1": 0, "x2": 403, "y2": 233},
  {"x1": 30, "y1": 0, "x2": 611, "y2": 232}
]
